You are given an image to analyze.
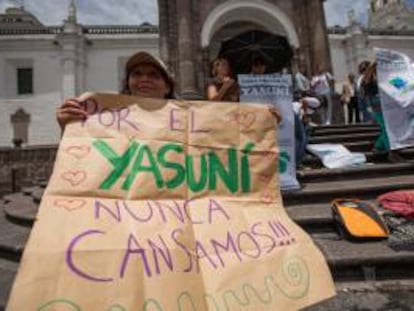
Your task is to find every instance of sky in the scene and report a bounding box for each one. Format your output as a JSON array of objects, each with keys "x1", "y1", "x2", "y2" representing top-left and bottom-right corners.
[{"x1": 0, "y1": 0, "x2": 412, "y2": 27}]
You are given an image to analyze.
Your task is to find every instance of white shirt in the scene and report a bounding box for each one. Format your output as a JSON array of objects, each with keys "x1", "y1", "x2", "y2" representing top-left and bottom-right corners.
[
  {"x1": 356, "y1": 75, "x2": 364, "y2": 93},
  {"x1": 311, "y1": 72, "x2": 333, "y2": 95}
]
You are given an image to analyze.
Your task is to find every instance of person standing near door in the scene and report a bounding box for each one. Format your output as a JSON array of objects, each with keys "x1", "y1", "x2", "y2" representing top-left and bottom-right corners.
[
  {"x1": 311, "y1": 64, "x2": 335, "y2": 125},
  {"x1": 341, "y1": 73, "x2": 360, "y2": 124}
]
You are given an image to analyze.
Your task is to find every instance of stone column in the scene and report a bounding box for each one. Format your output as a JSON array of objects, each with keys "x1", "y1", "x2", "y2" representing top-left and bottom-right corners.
[
  {"x1": 61, "y1": 40, "x2": 77, "y2": 99},
  {"x1": 201, "y1": 47, "x2": 211, "y2": 95},
  {"x1": 158, "y1": 0, "x2": 169, "y2": 65},
  {"x1": 58, "y1": 17, "x2": 82, "y2": 99},
  {"x1": 176, "y1": 0, "x2": 199, "y2": 99},
  {"x1": 343, "y1": 9, "x2": 369, "y2": 75},
  {"x1": 76, "y1": 37, "x2": 87, "y2": 94},
  {"x1": 291, "y1": 47, "x2": 300, "y2": 73},
  {"x1": 295, "y1": 0, "x2": 313, "y2": 75}
]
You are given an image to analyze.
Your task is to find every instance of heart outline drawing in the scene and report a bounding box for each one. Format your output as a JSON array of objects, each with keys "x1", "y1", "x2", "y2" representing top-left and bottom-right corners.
[
  {"x1": 260, "y1": 190, "x2": 275, "y2": 204},
  {"x1": 229, "y1": 112, "x2": 256, "y2": 129},
  {"x1": 259, "y1": 173, "x2": 273, "y2": 183},
  {"x1": 66, "y1": 145, "x2": 90, "y2": 159},
  {"x1": 54, "y1": 199, "x2": 86, "y2": 211},
  {"x1": 250, "y1": 151, "x2": 277, "y2": 165},
  {"x1": 61, "y1": 170, "x2": 87, "y2": 186},
  {"x1": 238, "y1": 112, "x2": 256, "y2": 129}
]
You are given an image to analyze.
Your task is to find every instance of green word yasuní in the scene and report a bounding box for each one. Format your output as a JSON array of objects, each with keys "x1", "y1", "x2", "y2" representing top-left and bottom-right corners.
[{"x1": 93, "y1": 139, "x2": 256, "y2": 193}]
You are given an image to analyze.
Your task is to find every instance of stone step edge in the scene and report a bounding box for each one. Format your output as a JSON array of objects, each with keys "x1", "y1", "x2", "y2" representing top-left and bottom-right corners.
[
  {"x1": 297, "y1": 162, "x2": 414, "y2": 181},
  {"x1": 283, "y1": 180, "x2": 414, "y2": 200},
  {"x1": 4, "y1": 210, "x2": 35, "y2": 228}
]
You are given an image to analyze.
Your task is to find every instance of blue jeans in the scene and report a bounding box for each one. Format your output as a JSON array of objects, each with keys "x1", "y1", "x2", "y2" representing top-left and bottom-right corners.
[
  {"x1": 358, "y1": 96, "x2": 373, "y2": 123},
  {"x1": 294, "y1": 114, "x2": 309, "y2": 166}
]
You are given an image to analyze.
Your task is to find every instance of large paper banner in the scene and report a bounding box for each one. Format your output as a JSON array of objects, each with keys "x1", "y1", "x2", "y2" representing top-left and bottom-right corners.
[
  {"x1": 376, "y1": 48, "x2": 414, "y2": 150},
  {"x1": 238, "y1": 74, "x2": 300, "y2": 191},
  {"x1": 7, "y1": 94, "x2": 334, "y2": 310}
]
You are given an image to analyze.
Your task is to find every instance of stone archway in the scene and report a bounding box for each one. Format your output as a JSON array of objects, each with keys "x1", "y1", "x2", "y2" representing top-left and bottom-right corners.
[
  {"x1": 158, "y1": 0, "x2": 330, "y2": 98},
  {"x1": 200, "y1": 0, "x2": 300, "y2": 49},
  {"x1": 200, "y1": 0, "x2": 299, "y2": 80}
]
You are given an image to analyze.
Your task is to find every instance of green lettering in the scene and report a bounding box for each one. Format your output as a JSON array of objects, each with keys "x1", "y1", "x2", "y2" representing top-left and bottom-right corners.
[
  {"x1": 93, "y1": 139, "x2": 139, "y2": 190},
  {"x1": 208, "y1": 148, "x2": 238, "y2": 193},
  {"x1": 186, "y1": 154, "x2": 208, "y2": 192},
  {"x1": 241, "y1": 143, "x2": 255, "y2": 193},
  {"x1": 94, "y1": 139, "x2": 256, "y2": 194},
  {"x1": 123, "y1": 145, "x2": 164, "y2": 190},
  {"x1": 157, "y1": 144, "x2": 186, "y2": 189}
]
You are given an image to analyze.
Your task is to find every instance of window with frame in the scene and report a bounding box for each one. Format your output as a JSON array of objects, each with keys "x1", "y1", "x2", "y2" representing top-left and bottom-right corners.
[{"x1": 17, "y1": 67, "x2": 33, "y2": 95}]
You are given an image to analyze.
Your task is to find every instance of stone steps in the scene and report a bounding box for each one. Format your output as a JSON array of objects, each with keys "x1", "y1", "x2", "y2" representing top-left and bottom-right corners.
[
  {"x1": 302, "y1": 147, "x2": 414, "y2": 168},
  {"x1": 0, "y1": 258, "x2": 18, "y2": 310},
  {"x1": 286, "y1": 198, "x2": 414, "y2": 283},
  {"x1": 0, "y1": 210, "x2": 30, "y2": 262},
  {"x1": 333, "y1": 140, "x2": 373, "y2": 152},
  {"x1": 283, "y1": 174, "x2": 414, "y2": 205},
  {"x1": 313, "y1": 233, "x2": 414, "y2": 282},
  {"x1": 309, "y1": 132, "x2": 379, "y2": 144},
  {"x1": 297, "y1": 161, "x2": 414, "y2": 182},
  {"x1": 3, "y1": 191, "x2": 40, "y2": 227},
  {"x1": 310, "y1": 127, "x2": 379, "y2": 137},
  {"x1": 311, "y1": 123, "x2": 378, "y2": 132},
  {"x1": 287, "y1": 202, "x2": 336, "y2": 233}
]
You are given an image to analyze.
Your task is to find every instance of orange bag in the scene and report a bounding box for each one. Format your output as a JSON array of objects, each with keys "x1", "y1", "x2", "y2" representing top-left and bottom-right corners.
[{"x1": 331, "y1": 199, "x2": 389, "y2": 240}]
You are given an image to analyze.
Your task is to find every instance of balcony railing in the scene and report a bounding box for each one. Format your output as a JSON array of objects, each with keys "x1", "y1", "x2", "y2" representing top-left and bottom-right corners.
[
  {"x1": 0, "y1": 26, "x2": 63, "y2": 35},
  {"x1": 83, "y1": 25, "x2": 158, "y2": 34},
  {"x1": 0, "y1": 24, "x2": 158, "y2": 36},
  {"x1": 328, "y1": 26, "x2": 414, "y2": 36}
]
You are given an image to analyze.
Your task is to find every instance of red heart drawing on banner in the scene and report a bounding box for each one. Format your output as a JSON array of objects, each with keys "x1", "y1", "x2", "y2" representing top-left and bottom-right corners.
[
  {"x1": 264, "y1": 151, "x2": 277, "y2": 161},
  {"x1": 259, "y1": 173, "x2": 273, "y2": 183},
  {"x1": 250, "y1": 151, "x2": 277, "y2": 166},
  {"x1": 66, "y1": 145, "x2": 90, "y2": 159},
  {"x1": 229, "y1": 112, "x2": 256, "y2": 129},
  {"x1": 238, "y1": 112, "x2": 256, "y2": 129},
  {"x1": 260, "y1": 190, "x2": 275, "y2": 204},
  {"x1": 55, "y1": 199, "x2": 86, "y2": 211},
  {"x1": 61, "y1": 171, "x2": 87, "y2": 186}
]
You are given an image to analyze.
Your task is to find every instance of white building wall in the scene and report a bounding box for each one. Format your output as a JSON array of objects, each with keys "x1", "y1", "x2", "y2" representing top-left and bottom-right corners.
[
  {"x1": 0, "y1": 38, "x2": 62, "y2": 146},
  {"x1": 367, "y1": 36, "x2": 414, "y2": 61},
  {"x1": 0, "y1": 34, "x2": 158, "y2": 147},
  {"x1": 328, "y1": 35, "x2": 349, "y2": 90},
  {"x1": 85, "y1": 35, "x2": 158, "y2": 93}
]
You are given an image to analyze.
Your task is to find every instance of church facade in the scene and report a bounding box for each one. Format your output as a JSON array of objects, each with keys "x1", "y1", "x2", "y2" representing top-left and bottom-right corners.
[{"x1": 157, "y1": 0, "x2": 331, "y2": 98}]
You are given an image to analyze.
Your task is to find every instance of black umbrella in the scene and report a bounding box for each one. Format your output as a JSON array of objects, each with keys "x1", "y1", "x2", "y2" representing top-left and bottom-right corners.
[{"x1": 219, "y1": 30, "x2": 293, "y2": 75}]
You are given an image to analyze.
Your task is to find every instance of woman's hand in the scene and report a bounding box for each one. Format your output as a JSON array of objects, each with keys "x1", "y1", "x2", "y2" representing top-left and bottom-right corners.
[
  {"x1": 222, "y1": 78, "x2": 236, "y2": 89},
  {"x1": 222, "y1": 76, "x2": 233, "y2": 83},
  {"x1": 56, "y1": 98, "x2": 87, "y2": 131}
]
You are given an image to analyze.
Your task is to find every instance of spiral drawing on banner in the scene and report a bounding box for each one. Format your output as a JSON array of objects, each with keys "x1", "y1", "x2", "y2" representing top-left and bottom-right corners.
[
  {"x1": 176, "y1": 255, "x2": 310, "y2": 310},
  {"x1": 276, "y1": 255, "x2": 310, "y2": 299}
]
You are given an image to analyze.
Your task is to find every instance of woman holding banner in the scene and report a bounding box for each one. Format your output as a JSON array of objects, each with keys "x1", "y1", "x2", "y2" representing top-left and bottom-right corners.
[
  {"x1": 311, "y1": 64, "x2": 335, "y2": 125},
  {"x1": 56, "y1": 51, "x2": 175, "y2": 131}
]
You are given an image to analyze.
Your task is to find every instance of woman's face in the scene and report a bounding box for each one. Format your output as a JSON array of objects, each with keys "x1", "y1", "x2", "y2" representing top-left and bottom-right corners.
[
  {"x1": 128, "y1": 63, "x2": 170, "y2": 99},
  {"x1": 215, "y1": 59, "x2": 231, "y2": 77},
  {"x1": 251, "y1": 63, "x2": 266, "y2": 75}
]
